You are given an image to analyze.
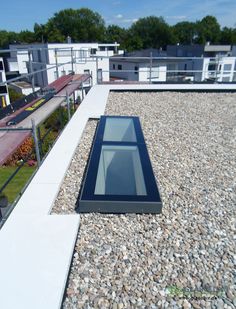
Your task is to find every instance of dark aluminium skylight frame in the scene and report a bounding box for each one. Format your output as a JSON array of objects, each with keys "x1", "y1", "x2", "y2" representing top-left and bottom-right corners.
[{"x1": 77, "y1": 116, "x2": 162, "y2": 214}]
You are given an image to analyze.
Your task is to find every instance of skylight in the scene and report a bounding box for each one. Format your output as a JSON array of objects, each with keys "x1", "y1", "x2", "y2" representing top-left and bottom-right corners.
[{"x1": 77, "y1": 116, "x2": 162, "y2": 214}]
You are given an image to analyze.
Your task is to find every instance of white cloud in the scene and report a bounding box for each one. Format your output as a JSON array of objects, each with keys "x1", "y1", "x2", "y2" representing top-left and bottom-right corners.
[
  {"x1": 166, "y1": 15, "x2": 187, "y2": 20},
  {"x1": 115, "y1": 14, "x2": 123, "y2": 19}
]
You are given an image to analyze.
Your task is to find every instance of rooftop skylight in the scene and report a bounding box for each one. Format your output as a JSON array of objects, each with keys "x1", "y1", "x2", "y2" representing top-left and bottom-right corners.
[{"x1": 77, "y1": 116, "x2": 162, "y2": 213}]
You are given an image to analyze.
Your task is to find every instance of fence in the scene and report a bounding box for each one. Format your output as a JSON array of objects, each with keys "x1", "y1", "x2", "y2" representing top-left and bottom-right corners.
[
  {"x1": 0, "y1": 91, "x2": 78, "y2": 227},
  {"x1": 0, "y1": 45, "x2": 236, "y2": 225},
  {"x1": 1, "y1": 47, "x2": 236, "y2": 91}
]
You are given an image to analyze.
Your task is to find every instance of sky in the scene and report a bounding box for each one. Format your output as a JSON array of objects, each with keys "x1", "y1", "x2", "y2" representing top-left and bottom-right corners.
[{"x1": 1, "y1": 0, "x2": 236, "y2": 32}]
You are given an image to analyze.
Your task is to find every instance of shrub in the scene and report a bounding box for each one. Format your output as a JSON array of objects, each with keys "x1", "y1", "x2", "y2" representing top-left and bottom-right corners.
[{"x1": 5, "y1": 136, "x2": 35, "y2": 166}]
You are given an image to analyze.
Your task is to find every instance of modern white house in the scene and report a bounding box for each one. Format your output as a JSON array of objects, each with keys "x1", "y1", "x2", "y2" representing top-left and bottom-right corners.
[
  {"x1": 110, "y1": 49, "x2": 168, "y2": 82},
  {"x1": 7, "y1": 42, "x2": 122, "y2": 88},
  {"x1": 166, "y1": 44, "x2": 236, "y2": 82},
  {"x1": 0, "y1": 58, "x2": 10, "y2": 108}
]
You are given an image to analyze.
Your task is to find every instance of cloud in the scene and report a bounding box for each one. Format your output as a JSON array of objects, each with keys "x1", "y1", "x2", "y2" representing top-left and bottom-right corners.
[
  {"x1": 166, "y1": 15, "x2": 187, "y2": 20},
  {"x1": 115, "y1": 14, "x2": 123, "y2": 19},
  {"x1": 122, "y1": 18, "x2": 138, "y2": 23}
]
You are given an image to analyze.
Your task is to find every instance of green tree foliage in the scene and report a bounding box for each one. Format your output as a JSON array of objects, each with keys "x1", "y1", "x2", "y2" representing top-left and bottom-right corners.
[
  {"x1": 18, "y1": 30, "x2": 35, "y2": 43},
  {"x1": 34, "y1": 23, "x2": 47, "y2": 43},
  {"x1": 47, "y1": 8, "x2": 106, "y2": 42},
  {"x1": 0, "y1": 30, "x2": 19, "y2": 48},
  {"x1": 129, "y1": 16, "x2": 176, "y2": 49},
  {"x1": 105, "y1": 25, "x2": 127, "y2": 49},
  {"x1": 173, "y1": 22, "x2": 197, "y2": 44},
  {"x1": 220, "y1": 27, "x2": 236, "y2": 44},
  {"x1": 8, "y1": 88, "x2": 25, "y2": 103},
  {"x1": 0, "y1": 10, "x2": 235, "y2": 50},
  {"x1": 195, "y1": 16, "x2": 221, "y2": 44}
]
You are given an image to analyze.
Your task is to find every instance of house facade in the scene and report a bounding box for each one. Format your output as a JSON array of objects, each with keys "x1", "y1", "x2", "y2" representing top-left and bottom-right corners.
[
  {"x1": 7, "y1": 42, "x2": 121, "y2": 88},
  {"x1": 0, "y1": 58, "x2": 10, "y2": 108},
  {"x1": 110, "y1": 49, "x2": 168, "y2": 82},
  {"x1": 166, "y1": 44, "x2": 236, "y2": 82}
]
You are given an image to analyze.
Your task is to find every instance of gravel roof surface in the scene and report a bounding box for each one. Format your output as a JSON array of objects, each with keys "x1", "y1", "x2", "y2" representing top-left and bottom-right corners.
[{"x1": 53, "y1": 91, "x2": 236, "y2": 309}]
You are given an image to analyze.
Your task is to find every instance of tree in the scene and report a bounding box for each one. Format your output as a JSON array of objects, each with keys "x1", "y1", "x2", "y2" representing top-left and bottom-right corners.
[
  {"x1": 8, "y1": 88, "x2": 25, "y2": 103},
  {"x1": 128, "y1": 16, "x2": 176, "y2": 50},
  {"x1": 220, "y1": 27, "x2": 236, "y2": 44},
  {"x1": 18, "y1": 30, "x2": 36, "y2": 44},
  {"x1": 123, "y1": 31, "x2": 143, "y2": 51},
  {"x1": 47, "y1": 8, "x2": 106, "y2": 42},
  {"x1": 173, "y1": 22, "x2": 197, "y2": 44},
  {"x1": 0, "y1": 30, "x2": 19, "y2": 48},
  {"x1": 105, "y1": 25, "x2": 127, "y2": 49},
  {"x1": 195, "y1": 16, "x2": 221, "y2": 44},
  {"x1": 34, "y1": 23, "x2": 47, "y2": 43}
]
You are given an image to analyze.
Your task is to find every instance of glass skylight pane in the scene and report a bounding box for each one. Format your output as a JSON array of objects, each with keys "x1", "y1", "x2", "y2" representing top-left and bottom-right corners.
[
  {"x1": 103, "y1": 118, "x2": 137, "y2": 142},
  {"x1": 94, "y1": 145, "x2": 146, "y2": 196}
]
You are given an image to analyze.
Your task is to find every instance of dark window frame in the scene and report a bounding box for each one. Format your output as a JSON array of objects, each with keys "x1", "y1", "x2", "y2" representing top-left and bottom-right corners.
[{"x1": 77, "y1": 116, "x2": 162, "y2": 214}]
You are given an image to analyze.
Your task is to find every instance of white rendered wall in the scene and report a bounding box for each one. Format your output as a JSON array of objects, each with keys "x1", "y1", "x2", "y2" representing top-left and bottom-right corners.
[
  {"x1": 17, "y1": 51, "x2": 30, "y2": 74},
  {"x1": 202, "y1": 57, "x2": 236, "y2": 82},
  {"x1": 110, "y1": 61, "x2": 167, "y2": 82},
  {"x1": 139, "y1": 64, "x2": 166, "y2": 82},
  {"x1": 8, "y1": 60, "x2": 19, "y2": 72}
]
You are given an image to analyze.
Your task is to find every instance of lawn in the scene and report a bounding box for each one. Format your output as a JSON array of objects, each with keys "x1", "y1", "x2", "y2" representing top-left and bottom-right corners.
[{"x1": 0, "y1": 166, "x2": 36, "y2": 204}]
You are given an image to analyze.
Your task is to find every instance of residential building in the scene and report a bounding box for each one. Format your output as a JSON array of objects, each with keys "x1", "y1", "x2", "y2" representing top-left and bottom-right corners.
[
  {"x1": 0, "y1": 57, "x2": 10, "y2": 108},
  {"x1": 7, "y1": 42, "x2": 121, "y2": 88},
  {"x1": 9, "y1": 81, "x2": 40, "y2": 96},
  {"x1": 166, "y1": 44, "x2": 236, "y2": 82},
  {"x1": 110, "y1": 49, "x2": 168, "y2": 82}
]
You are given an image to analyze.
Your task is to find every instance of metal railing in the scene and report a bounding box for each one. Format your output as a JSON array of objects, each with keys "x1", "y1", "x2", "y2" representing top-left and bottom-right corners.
[
  {"x1": 1, "y1": 46, "x2": 236, "y2": 88},
  {"x1": 0, "y1": 96, "x2": 78, "y2": 227},
  {"x1": 0, "y1": 46, "x2": 236, "y2": 225}
]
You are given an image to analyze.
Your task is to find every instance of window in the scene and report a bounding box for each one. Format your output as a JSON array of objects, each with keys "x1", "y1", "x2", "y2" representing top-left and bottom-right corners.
[
  {"x1": 134, "y1": 66, "x2": 138, "y2": 75},
  {"x1": 222, "y1": 77, "x2": 230, "y2": 82},
  {"x1": 118, "y1": 64, "x2": 122, "y2": 70},
  {"x1": 84, "y1": 69, "x2": 90, "y2": 85},
  {"x1": 54, "y1": 71, "x2": 58, "y2": 79},
  {"x1": 184, "y1": 64, "x2": 187, "y2": 71},
  {"x1": 97, "y1": 69, "x2": 103, "y2": 82},
  {"x1": 90, "y1": 48, "x2": 97, "y2": 55},
  {"x1": 0, "y1": 61, "x2": 3, "y2": 71},
  {"x1": 37, "y1": 50, "x2": 42, "y2": 62},
  {"x1": 208, "y1": 64, "x2": 216, "y2": 71},
  {"x1": 223, "y1": 64, "x2": 232, "y2": 72},
  {"x1": 0, "y1": 86, "x2": 7, "y2": 94},
  {"x1": 113, "y1": 64, "x2": 115, "y2": 70},
  {"x1": 77, "y1": 116, "x2": 162, "y2": 214}
]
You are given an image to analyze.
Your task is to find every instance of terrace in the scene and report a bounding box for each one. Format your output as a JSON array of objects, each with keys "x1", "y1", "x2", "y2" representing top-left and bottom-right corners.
[{"x1": 0, "y1": 83, "x2": 235, "y2": 308}]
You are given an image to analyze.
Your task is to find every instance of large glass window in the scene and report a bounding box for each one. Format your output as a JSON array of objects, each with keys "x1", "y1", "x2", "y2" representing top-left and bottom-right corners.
[
  {"x1": 78, "y1": 116, "x2": 162, "y2": 214},
  {"x1": 95, "y1": 145, "x2": 146, "y2": 196},
  {"x1": 103, "y1": 118, "x2": 137, "y2": 142}
]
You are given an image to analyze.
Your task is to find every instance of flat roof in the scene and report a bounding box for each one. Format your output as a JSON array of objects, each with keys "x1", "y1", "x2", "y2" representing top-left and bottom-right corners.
[
  {"x1": 0, "y1": 84, "x2": 236, "y2": 308},
  {"x1": 204, "y1": 45, "x2": 231, "y2": 52}
]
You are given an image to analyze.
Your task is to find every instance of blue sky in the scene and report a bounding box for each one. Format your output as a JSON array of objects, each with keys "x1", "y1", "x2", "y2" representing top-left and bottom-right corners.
[{"x1": 1, "y1": 0, "x2": 236, "y2": 32}]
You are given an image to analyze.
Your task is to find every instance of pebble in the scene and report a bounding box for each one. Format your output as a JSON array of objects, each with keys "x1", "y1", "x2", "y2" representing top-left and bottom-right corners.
[{"x1": 51, "y1": 92, "x2": 236, "y2": 308}]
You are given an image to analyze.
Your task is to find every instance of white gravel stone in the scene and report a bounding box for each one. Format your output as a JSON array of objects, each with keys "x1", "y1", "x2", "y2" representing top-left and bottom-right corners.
[{"x1": 52, "y1": 92, "x2": 236, "y2": 308}]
